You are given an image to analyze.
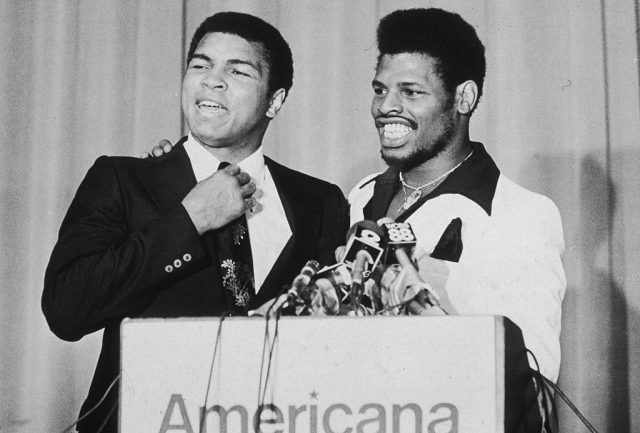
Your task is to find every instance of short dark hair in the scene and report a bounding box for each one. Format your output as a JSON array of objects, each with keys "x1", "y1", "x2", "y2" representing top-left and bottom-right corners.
[
  {"x1": 187, "y1": 12, "x2": 294, "y2": 96},
  {"x1": 377, "y1": 8, "x2": 486, "y2": 107}
]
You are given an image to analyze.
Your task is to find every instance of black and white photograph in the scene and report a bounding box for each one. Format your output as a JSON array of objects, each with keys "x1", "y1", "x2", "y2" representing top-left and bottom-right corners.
[{"x1": 0, "y1": 1, "x2": 638, "y2": 432}]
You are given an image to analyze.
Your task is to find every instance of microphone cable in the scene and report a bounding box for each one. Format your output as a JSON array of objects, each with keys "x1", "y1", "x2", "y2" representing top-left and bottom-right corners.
[
  {"x1": 256, "y1": 284, "x2": 291, "y2": 408},
  {"x1": 541, "y1": 373, "x2": 600, "y2": 433},
  {"x1": 56, "y1": 373, "x2": 121, "y2": 433},
  {"x1": 526, "y1": 348, "x2": 600, "y2": 433},
  {"x1": 525, "y1": 348, "x2": 556, "y2": 433},
  {"x1": 199, "y1": 312, "x2": 229, "y2": 433},
  {"x1": 254, "y1": 260, "x2": 321, "y2": 419},
  {"x1": 255, "y1": 304, "x2": 283, "y2": 431},
  {"x1": 95, "y1": 400, "x2": 118, "y2": 433},
  {"x1": 255, "y1": 283, "x2": 289, "y2": 412}
]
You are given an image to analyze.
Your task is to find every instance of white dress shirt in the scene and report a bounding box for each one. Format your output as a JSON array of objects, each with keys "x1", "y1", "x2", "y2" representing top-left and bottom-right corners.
[{"x1": 183, "y1": 135, "x2": 292, "y2": 293}]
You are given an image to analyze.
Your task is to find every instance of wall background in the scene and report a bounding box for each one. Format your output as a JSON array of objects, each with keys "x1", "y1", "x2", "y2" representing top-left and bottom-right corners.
[{"x1": 1, "y1": 0, "x2": 638, "y2": 431}]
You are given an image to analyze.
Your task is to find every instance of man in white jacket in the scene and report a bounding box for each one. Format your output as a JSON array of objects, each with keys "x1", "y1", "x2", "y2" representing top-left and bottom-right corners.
[{"x1": 348, "y1": 8, "x2": 566, "y2": 385}]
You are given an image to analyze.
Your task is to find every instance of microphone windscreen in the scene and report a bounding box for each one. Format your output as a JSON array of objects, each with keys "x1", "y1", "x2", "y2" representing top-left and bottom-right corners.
[
  {"x1": 310, "y1": 278, "x2": 341, "y2": 315},
  {"x1": 379, "y1": 221, "x2": 417, "y2": 265},
  {"x1": 342, "y1": 220, "x2": 384, "y2": 271},
  {"x1": 291, "y1": 260, "x2": 320, "y2": 291},
  {"x1": 345, "y1": 220, "x2": 381, "y2": 242}
]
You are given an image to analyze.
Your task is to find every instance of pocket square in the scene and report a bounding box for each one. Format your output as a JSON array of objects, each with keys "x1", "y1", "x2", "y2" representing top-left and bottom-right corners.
[{"x1": 431, "y1": 218, "x2": 463, "y2": 262}]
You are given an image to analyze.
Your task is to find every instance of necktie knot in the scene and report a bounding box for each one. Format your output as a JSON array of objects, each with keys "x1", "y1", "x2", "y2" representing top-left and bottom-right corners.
[{"x1": 218, "y1": 161, "x2": 231, "y2": 170}]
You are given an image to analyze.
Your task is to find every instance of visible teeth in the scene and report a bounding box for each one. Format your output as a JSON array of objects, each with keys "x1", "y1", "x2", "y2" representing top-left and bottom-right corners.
[
  {"x1": 199, "y1": 101, "x2": 222, "y2": 109},
  {"x1": 382, "y1": 123, "x2": 411, "y2": 139}
]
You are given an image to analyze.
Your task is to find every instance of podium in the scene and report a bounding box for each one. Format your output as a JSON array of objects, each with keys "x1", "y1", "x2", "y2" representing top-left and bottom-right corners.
[{"x1": 120, "y1": 315, "x2": 531, "y2": 433}]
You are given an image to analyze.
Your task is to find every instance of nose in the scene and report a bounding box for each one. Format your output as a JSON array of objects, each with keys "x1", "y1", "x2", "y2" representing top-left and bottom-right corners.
[
  {"x1": 202, "y1": 67, "x2": 227, "y2": 90},
  {"x1": 373, "y1": 90, "x2": 402, "y2": 116}
]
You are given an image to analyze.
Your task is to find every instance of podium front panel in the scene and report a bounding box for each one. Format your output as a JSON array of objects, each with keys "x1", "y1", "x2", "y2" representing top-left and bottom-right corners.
[{"x1": 120, "y1": 315, "x2": 512, "y2": 433}]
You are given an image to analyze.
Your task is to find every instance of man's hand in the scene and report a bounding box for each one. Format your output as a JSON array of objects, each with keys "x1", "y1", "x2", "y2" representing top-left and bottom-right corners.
[
  {"x1": 182, "y1": 164, "x2": 256, "y2": 235},
  {"x1": 141, "y1": 139, "x2": 174, "y2": 158}
]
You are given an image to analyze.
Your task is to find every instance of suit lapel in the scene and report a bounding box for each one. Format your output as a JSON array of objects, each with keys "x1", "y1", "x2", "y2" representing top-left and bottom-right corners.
[{"x1": 252, "y1": 157, "x2": 321, "y2": 307}]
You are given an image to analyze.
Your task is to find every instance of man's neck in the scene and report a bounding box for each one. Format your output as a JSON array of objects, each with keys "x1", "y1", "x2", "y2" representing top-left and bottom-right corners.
[
  {"x1": 195, "y1": 138, "x2": 262, "y2": 165},
  {"x1": 400, "y1": 137, "x2": 473, "y2": 187}
]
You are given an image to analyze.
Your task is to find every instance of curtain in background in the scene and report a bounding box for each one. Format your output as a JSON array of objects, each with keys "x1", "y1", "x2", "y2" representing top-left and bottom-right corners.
[{"x1": 1, "y1": 0, "x2": 638, "y2": 431}]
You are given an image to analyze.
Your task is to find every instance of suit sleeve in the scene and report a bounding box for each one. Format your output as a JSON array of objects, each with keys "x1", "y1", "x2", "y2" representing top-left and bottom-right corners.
[
  {"x1": 316, "y1": 184, "x2": 350, "y2": 266},
  {"x1": 42, "y1": 156, "x2": 206, "y2": 341}
]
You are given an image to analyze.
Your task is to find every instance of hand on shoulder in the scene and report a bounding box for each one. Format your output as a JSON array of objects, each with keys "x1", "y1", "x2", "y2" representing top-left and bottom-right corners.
[{"x1": 140, "y1": 139, "x2": 174, "y2": 158}]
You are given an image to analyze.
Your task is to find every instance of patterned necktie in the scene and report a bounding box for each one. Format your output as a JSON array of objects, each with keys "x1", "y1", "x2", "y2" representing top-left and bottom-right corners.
[{"x1": 214, "y1": 162, "x2": 255, "y2": 313}]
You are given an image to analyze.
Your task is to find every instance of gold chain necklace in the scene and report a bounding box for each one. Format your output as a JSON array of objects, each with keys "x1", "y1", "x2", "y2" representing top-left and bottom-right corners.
[{"x1": 397, "y1": 150, "x2": 474, "y2": 214}]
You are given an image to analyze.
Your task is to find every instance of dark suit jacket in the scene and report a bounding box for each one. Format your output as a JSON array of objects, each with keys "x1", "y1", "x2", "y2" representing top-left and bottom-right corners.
[{"x1": 42, "y1": 140, "x2": 348, "y2": 432}]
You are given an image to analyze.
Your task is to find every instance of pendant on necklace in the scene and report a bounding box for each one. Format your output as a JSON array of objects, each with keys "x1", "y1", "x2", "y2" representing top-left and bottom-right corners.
[{"x1": 403, "y1": 190, "x2": 422, "y2": 209}]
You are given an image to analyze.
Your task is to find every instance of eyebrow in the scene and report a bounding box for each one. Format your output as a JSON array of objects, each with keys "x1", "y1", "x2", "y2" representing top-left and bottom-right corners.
[
  {"x1": 189, "y1": 53, "x2": 212, "y2": 63},
  {"x1": 228, "y1": 58, "x2": 262, "y2": 74},
  {"x1": 189, "y1": 53, "x2": 262, "y2": 74},
  {"x1": 398, "y1": 81, "x2": 422, "y2": 87},
  {"x1": 372, "y1": 79, "x2": 423, "y2": 87}
]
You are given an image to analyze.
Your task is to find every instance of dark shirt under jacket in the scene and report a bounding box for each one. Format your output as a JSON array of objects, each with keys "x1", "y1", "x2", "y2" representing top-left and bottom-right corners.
[{"x1": 42, "y1": 139, "x2": 349, "y2": 432}]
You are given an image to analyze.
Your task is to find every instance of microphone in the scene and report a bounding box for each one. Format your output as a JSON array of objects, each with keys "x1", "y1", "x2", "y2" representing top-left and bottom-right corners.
[
  {"x1": 376, "y1": 220, "x2": 444, "y2": 314},
  {"x1": 341, "y1": 220, "x2": 385, "y2": 275},
  {"x1": 378, "y1": 220, "x2": 417, "y2": 266},
  {"x1": 288, "y1": 261, "x2": 344, "y2": 316},
  {"x1": 394, "y1": 243, "x2": 444, "y2": 314},
  {"x1": 338, "y1": 221, "x2": 385, "y2": 315},
  {"x1": 285, "y1": 260, "x2": 321, "y2": 311},
  {"x1": 349, "y1": 249, "x2": 374, "y2": 314},
  {"x1": 309, "y1": 278, "x2": 341, "y2": 315},
  {"x1": 248, "y1": 260, "x2": 336, "y2": 317}
]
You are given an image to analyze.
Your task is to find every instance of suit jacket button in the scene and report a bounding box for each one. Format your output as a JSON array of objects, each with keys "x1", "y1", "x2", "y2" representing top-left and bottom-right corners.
[
  {"x1": 183, "y1": 253, "x2": 192, "y2": 262},
  {"x1": 174, "y1": 259, "x2": 182, "y2": 268},
  {"x1": 165, "y1": 265, "x2": 173, "y2": 273}
]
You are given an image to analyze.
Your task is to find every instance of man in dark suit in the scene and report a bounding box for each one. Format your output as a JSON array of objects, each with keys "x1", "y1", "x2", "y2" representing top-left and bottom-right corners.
[{"x1": 42, "y1": 12, "x2": 348, "y2": 432}]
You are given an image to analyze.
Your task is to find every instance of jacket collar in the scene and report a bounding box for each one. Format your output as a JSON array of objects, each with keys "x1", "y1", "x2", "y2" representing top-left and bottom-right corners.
[{"x1": 364, "y1": 142, "x2": 500, "y2": 221}]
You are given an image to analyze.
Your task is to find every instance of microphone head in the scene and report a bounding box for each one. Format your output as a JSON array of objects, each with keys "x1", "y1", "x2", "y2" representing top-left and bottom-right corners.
[
  {"x1": 310, "y1": 278, "x2": 341, "y2": 315},
  {"x1": 342, "y1": 220, "x2": 384, "y2": 273},
  {"x1": 291, "y1": 260, "x2": 321, "y2": 291},
  {"x1": 379, "y1": 221, "x2": 417, "y2": 265},
  {"x1": 345, "y1": 220, "x2": 382, "y2": 242},
  {"x1": 317, "y1": 263, "x2": 352, "y2": 286}
]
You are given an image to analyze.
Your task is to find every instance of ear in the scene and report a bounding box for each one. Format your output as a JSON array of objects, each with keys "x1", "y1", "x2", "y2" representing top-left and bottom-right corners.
[
  {"x1": 456, "y1": 80, "x2": 478, "y2": 115},
  {"x1": 266, "y1": 88, "x2": 286, "y2": 119}
]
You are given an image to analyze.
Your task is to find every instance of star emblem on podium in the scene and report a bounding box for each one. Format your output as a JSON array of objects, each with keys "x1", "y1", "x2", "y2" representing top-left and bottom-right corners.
[{"x1": 309, "y1": 390, "x2": 319, "y2": 399}]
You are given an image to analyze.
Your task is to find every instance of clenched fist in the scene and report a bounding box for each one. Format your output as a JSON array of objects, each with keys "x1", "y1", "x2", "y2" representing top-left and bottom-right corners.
[{"x1": 182, "y1": 164, "x2": 256, "y2": 234}]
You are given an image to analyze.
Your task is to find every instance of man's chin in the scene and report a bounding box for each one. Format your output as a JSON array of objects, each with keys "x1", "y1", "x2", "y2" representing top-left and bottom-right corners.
[{"x1": 381, "y1": 150, "x2": 428, "y2": 172}]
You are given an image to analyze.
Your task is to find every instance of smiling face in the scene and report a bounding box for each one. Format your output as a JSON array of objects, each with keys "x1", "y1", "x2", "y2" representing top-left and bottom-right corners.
[
  {"x1": 371, "y1": 53, "x2": 458, "y2": 171},
  {"x1": 181, "y1": 32, "x2": 277, "y2": 154}
]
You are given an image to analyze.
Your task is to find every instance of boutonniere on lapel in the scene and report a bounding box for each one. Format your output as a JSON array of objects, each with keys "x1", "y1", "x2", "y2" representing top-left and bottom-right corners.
[
  {"x1": 232, "y1": 222, "x2": 247, "y2": 245},
  {"x1": 221, "y1": 258, "x2": 254, "y2": 307}
]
